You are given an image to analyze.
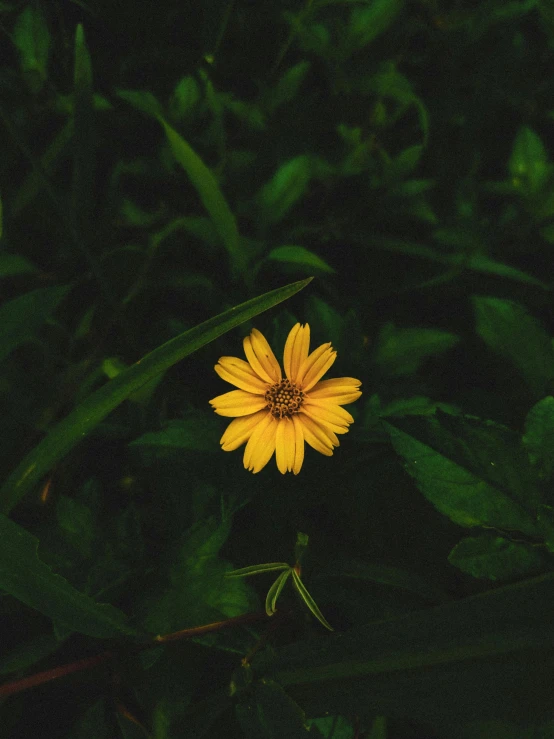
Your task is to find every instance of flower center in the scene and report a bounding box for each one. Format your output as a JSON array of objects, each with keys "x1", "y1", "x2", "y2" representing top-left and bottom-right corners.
[{"x1": 265, "y1": 379, "x2": 305, "y2": 419}]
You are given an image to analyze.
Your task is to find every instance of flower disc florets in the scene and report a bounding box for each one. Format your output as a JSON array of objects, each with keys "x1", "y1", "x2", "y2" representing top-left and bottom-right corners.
[{"x1": 265, "y1": 379, "x2": 304, "y2": 418}]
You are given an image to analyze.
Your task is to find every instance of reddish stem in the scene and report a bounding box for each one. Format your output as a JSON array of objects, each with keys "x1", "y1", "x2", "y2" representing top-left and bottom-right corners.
[{"x1": 0, "y1": 611, "x2": 268, "y2": 698}]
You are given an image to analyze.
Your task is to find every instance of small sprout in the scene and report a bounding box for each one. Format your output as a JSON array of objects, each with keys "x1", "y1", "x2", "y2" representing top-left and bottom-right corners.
[{"x1": 225, "y1": 533, "x2": 333, "y2": 630}]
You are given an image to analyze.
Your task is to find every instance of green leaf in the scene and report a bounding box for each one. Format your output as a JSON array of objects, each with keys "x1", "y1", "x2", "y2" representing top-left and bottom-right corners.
[
  {"x1": 143, "y1": 516, "x2": 254, "y2": 639},
  {"x1": 347, "y1": 0, "x2": 404, "y2": 51},
  {"x1": 13, "y1": 5, "x2": 50, "y2": 93},
  {"x1": 0, "y1": 277, "x2": 312, "y2": 513},
  {"x1": 365, "y1": 237, "x2": 549, "y2": 289},
  {"x1": 291, "y1": 570, "x2": 334, "y2": 631},
  {"x1": 257, "y1": 573, "x2": 554, "y2": 733},
  {"x1": 236, "y1": 679, "x2": 315, "y2": 738},
  {"x1": 267, "y1": 245, "x2": 335, "y2": 274},
  {"x1": 72, "y1": 24, "x2": 95, "y2": 238},
  {"x1": 308, "y1": 715, "x2": 355, "y2": 739},
  {"x1": 473, "y1": 296, "x2": 554, "y2": 398},
  {"x1": 523, "y1": 396, "x2": 554, "y2": 478},
  {"x1": 158, "y1": 116, "x2": 245, "y2": 277},
  {"x1": 130, "y1": 414, "x2": 221, "y2": 457},
  {"x1": 374, "y1": 322, "x2": 459, "y2": 377},
  {"x1": 386, "y1": 412, "x2": 540, "y2": 535},
  {"x1": 537, "y1": 504, "x2": 554, "y2": 553},
  {"x1": 323, "y1": 558, "x2": 449, "y2": 604},
  {"x1": 265, "y1": 569, "x2": 292, "y2": 616},
  {"x1": 56, "y1": 494, "x2": 96, "y2": 558},
  {"x1": 365, "y1": 64, "x2": 428, "y2": 142},
  {"x1": 268, "y1": 61, "x2": 311, "y2": 111},
  {"x1": 0, "y1": 633, "x2": 59, "y2": 677},
  {"x1": 0, "y1": 514, "x2": 133, "y2": 638},
  {"x1": 117, "y1": 89, "x2": 164, "y2": 118},
  {"x1": 0, "y1": 284, "x2": 70, "y2": 364},
  {"x1": 448, "y1": 535, "x2": 543, "y2": 581},
  {"x1": 169, "y1": 75, "x2": 201, "y2": 120},
  {"x1": 259, "y1": 155, "x2": 314, "y2": 225},
  {"x1": 225, "y1": 563, "x2": 290, "y2": 578},
  {"x1": 0, "y1": 253, "x2": 38, "y2": 277},
  {"x1": 509, "y1": 126, "x2": 550, "y2": 196}
]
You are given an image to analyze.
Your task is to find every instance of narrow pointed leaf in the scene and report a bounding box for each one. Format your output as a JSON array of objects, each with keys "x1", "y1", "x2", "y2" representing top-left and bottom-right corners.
[
  {"x1": 158, "y1": 116, "x2": 245, "y2": 277},
  {"x1": 0, "y1": 278, "x2": 312, "y2": 513},
  {"x1": 291, "y1": 570, "x2": 334, "y2": 631},
  {"x1": 225, "y1": 563, "x2": 290, "y2": 578},
  {"x1": 265, "y1": 569, "x2": 292, "y2": 616}
]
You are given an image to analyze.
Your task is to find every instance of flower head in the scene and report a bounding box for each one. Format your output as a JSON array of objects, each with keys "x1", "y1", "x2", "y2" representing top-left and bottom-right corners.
[{"x1": 209, "y1": 323, "x2": 362, "y2": 474}]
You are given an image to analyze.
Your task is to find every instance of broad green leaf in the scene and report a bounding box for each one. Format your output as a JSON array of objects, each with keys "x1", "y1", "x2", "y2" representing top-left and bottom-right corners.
[
  {"x1": 0, "y1": 514, "x2": 134, "y2": 638},
  {"x1": 509, "y1": 126, "x2": 550, "y2": 196},
  {"x1": 365, "y1": 237, "x2": 549, "y2": 288},
  {"x1": 268, "y1": 61, "x2": 311, "y2": 111},
  {"x1": 267, "y1": 245, "x2": 335, "y2": 274},
  {"x1": 347, "y1": 0, "x2": 404, "y2": 51},
  {"x1": 308, "y1": 715, "x2": 355, "y2": 739},
  {"x1": 258, "y1": 572, "x2": 554, "y2": 733},
  {"x1": 374, "y1": 322, "x2": 459, "y2": 377},
  {"x1": 158, "y1": 116, "x2": 245, "y2": 277},
  {"x1": 0, "y1": 277, "x2": 312, "y2": 513},
  {"x1": 236, "y1": 679, "x2": 316, "y2": 738},
  {"x1": 0, "y1": 253, "x2": 37, "y2": 277},
  {"x1": 71, "y1": 699, "x2": 111, "y2": 739},
  {"x1": 0, "y1": 284, "x2": 70, "y2": 364},
  {"x1": 386, "y1": 412, "x2": 540, "y2": 535},
  {"x1": 72, "y1": 24, "x2": 95, "y2": 238},
  {"x1": 322, "y1": 558, "x2": 449, "y2": 604},
  {"x1": 56, "y1": 494, "x2": 96, "y2": 558},
  {"x1": 13, "y1": 5, "x2": 50, "y2": 93},
  {"x1": 448, "y1": 535, "x2": 543, "y2": 581},
  {"x1": 259, "y1": 155, "x2": 313, "y2": 225},
  {"x1": 130, "y1": 414, "x2": 221, "y2": 457},
  {"x1": 537, "y1": 504, "x2": 554, "y2": 553},
  {"x1": 143, "y1": 516, "x2": 254, "y2": 639},
  {"x1": 473, "y1": 296, "x2": 554, "y2": 398},
  {"x1": 523, "y1": 396, "x2": 554, "y2": 478},
  {"x1": 0, "y1": 633, "x2": 59, "y2": 677}
]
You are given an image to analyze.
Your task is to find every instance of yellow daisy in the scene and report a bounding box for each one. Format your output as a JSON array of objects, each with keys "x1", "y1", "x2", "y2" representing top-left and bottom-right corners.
[{"x1": 209, "y1": 323, "x2": 362, "y2": 474}]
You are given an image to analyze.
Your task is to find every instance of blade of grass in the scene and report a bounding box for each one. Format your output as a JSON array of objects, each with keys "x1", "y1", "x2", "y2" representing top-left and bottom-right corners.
[
  {"x1": 157, "y1": 116, "x2": 245, "y2": 279},
  {"x1": 0, "y1": 278, "x2": 312, "y2": 514},
  {"x1": 72, "y1": 23, "x2": 95, "y2": 239}
]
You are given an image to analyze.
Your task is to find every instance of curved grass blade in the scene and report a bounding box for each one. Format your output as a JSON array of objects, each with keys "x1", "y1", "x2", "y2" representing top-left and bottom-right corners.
[
  {"x1": 291, "y1": 569, "x2": 334, "y2": 631},
  {"x1": 0, "y1": 277, "x2": 312, "y2": 514},
  {"x1": 265, "y1": 569, "x2": 292, "y2": 616},
  {"x1": 225, "y1": 563, "x2": 290, "y2": 578},
  {"x1": 158, "y1": 116, "x2": 245, "y2": 278}
]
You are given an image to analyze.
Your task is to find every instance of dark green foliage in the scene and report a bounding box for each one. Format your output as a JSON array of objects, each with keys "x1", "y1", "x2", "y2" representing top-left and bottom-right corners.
[{"x1": 1, "y1": 0, "x2": 554, "y2": 737}]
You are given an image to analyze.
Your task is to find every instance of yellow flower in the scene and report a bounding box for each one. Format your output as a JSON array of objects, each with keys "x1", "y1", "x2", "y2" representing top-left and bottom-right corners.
[{"x1": 209, "y1": 323, "x2": 362, "y2": 474}]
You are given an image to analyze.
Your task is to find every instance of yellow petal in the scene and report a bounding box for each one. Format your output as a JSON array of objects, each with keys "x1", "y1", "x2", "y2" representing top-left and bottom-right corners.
[
  {"x1": 243, "y1": 413, "x2": 278, "y2": 473},
  {"x1": 296, "y1": 342, "x2": 331, "y2": 385},
  {"x1": 309, "y1": 377, "x2": 362, "y2": 404},
  {"x1": 300, "y1": 347, "x2": 337, "y2": 392},
  {"x1": 275, "y1": 416, "x2": 297, "y2": 474},
  {"x1": 243, "y1": 335, "x2": 274, "y2": 384},
  {"x1": 221, "y1": 411, "x2": 268, "y2": 450},
  {"x1": 283, "y1": 323, "x2": 310, "y2": 382},
  {"x1": 299, "y1": 413, "x2": 338, "y2": 455},
  {"x1": 292, "y1": 414, "x2": 305, "y2": 474},
  {"x1": 304, "y1": 399, "x2": 354, "y2": 425},
  {"x1": 215, "y1": 357, "x2": 268, "y2": 394},
  {"x1": 301, "y1": 405, "x2": 349, "y2": 435},
  {"x1": 250, "y1": 329, "x2": 282, "y2": 383},
  {"x1": 210, "y1": 389, "x2": 268, "y2": 417}
]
